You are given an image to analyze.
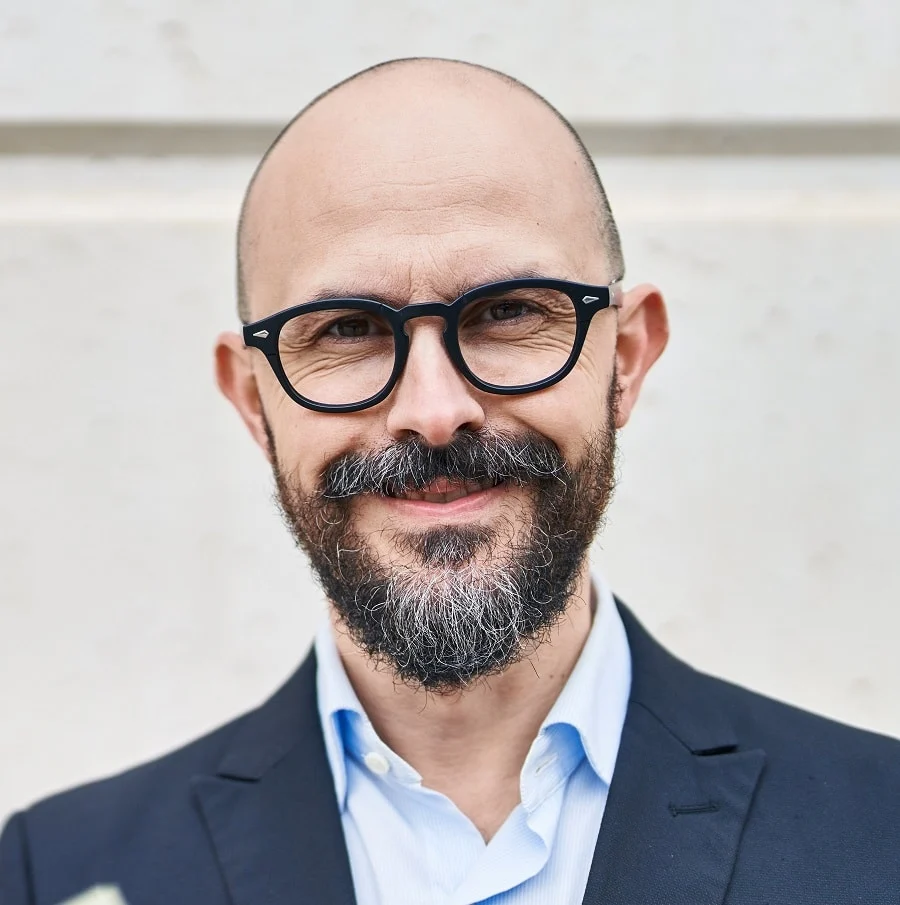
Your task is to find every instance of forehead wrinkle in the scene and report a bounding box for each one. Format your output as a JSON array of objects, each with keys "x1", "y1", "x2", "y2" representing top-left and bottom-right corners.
[
  {"x1": 237, "y1": 58, "x2": 623, "y2": 291},
  {"x1": 294, "y1": 263, "x2": 574, "y2": 309},
  {"x1": 255, "y1": 108, "x2": 590, "y2": 238},
  {"x1": 305, "y1": 170, "x2": 561, "y2": 222},
  {"x1": 289, "y1": 188, "x2": 597, "y2": 278},
  {"x1": 241, "y1": 76, "x2": 609, "y2": 320},
  {"x1": 253, "y1": 202, "x2": 597, "y2": 319},
  {"x1": 265, "y1": 188, "x2": 592, "y2": 287}
]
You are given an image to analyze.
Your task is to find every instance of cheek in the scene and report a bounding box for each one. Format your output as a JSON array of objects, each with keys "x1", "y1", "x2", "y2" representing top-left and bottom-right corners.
[
  {"x1": 492, "y1": 328, "x2": 615, "y2": 458},
  {"x1": 262, "y1": 386, "x2": 362, "y2": 489}
]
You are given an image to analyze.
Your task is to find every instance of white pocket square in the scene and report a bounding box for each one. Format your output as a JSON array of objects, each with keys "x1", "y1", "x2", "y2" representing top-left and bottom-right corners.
[{"x1": 57, "y1": 886, "x2": 128, "y2": 905}]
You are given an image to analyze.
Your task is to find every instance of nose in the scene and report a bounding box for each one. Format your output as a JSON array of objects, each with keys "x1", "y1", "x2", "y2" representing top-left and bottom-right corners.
[{"x1": 385, "y1": 320, "x2": 486, "y2": 446}]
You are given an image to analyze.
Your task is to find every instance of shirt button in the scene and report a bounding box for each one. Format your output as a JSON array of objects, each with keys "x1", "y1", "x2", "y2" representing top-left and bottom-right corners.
[{"x1": 363, "y1": 751, "x2": 391, "y2": 776}]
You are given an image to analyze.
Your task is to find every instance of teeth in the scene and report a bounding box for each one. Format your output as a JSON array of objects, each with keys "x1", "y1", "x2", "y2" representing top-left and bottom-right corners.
[{"x1": 392, "y1": 480, "x2": 501, "y2": 503}]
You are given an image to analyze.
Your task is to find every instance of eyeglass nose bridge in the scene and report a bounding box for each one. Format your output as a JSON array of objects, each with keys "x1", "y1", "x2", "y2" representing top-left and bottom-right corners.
[
  {"x1": 389, "y1": 300, "x2": 469, "y2": 388},
  {"x1": 393, "y1": 299, "x2": 461, "y2": 330}
]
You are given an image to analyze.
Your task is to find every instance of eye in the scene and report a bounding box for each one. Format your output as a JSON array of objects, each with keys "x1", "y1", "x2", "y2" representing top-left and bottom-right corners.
[
  {"x1": 486, "y1": 301, "x2": 529, "y2": 321},
  {"x1": 469, "y1": 299, "x2": 536, "y2": 324},
  {"x1": 327, "y1": 315, "x2": 379, "y2": 338}
]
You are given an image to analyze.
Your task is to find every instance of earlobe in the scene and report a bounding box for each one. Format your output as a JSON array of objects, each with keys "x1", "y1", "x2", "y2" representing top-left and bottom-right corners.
[
  {"x1": 613, "y1": 284, "x2": 669, "y2": 429},
  {"x1": 214, "y1": 332, "x2": 273, "y2": 462}
]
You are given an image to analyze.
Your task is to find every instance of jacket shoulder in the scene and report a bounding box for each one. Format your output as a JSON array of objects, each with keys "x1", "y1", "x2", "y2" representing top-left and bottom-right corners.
[
  {"x1": 708, "y1": 670, "x2": 900, "y2": 772},
  {"x1": 700, "y1": 675, "x2": 900, "y2": 896},
  {"x1": 1, "y1": 650, "x2": 320, "y2": 905},
  {"x1": 27, "y1": 709, "x2": 248, "y2": 822},
  {"x1": 619, "y1": 600, "x2": 899, "y2": 780},
  {"x1": 622, "y1": 601, "x2": 900, "y2": 897},
  {"x1": 698, "y1": 666, "x2": 900, "y2": 869},
  {"x1": 1, "y1": 711, "x2": 251, "y2": 905}
]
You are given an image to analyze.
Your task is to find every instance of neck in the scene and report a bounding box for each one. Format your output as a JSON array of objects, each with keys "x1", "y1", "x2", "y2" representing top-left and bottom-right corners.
[{"x1": 331, "y1": 562, "x2": 595, "y2": 839}]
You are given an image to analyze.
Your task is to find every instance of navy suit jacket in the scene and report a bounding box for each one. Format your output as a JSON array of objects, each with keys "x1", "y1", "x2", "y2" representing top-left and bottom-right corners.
[{"x1": 2, "y1": 602, "x2": 899, "y2": 905}]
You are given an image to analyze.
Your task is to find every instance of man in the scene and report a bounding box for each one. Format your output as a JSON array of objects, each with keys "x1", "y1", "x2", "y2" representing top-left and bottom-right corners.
[{"x1": 2, "y1": 57, "x2": 898, "y2": 905}]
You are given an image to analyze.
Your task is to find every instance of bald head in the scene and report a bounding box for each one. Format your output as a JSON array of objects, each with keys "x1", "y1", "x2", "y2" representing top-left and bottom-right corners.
[
  {"x1": 236, "y1": 58, "x2": 624, "y2": 324},
  {"x1": 217, "y1": 60, "x2": 669, "y2": 692}
]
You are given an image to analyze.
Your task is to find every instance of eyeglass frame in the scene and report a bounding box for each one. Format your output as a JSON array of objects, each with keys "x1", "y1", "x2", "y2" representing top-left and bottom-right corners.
[{"x1": 242, "y1": 277, "x2": 623, "y2": 414}]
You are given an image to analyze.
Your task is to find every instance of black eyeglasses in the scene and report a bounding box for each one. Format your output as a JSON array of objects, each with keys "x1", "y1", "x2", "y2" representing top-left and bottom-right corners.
[{"x1": 242, "y1": 277, "x2": 623, "y2": 413}]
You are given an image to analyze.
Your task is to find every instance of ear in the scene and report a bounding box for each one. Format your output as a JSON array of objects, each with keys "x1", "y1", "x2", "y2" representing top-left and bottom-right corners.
[
  {"x1": 214, "y1": 331, "x2": 273, "y2": 462},
  {"x1": 613, "y1": 283, "x2": 669, "y2": 428}
]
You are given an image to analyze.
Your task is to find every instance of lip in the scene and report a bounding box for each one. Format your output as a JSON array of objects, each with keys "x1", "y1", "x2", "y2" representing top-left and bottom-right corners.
[{"x1": 377, "y1": 481, "x2": 508, "y2": 518}]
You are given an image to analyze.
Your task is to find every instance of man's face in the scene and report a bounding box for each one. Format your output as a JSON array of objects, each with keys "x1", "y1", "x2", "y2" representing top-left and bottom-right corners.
[{"x1": 219, "y1": 66, "x2": 665, "y2": 689}]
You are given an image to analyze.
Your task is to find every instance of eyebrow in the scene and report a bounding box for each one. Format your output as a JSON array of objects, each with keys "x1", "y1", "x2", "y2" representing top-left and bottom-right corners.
[{"x1": 303, "y1": 265, "x2": 558, "y2": 308}]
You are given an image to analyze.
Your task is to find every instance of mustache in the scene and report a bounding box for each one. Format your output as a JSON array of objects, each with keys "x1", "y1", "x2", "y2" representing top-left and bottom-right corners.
[{"x1": 320, "y1": 430, "x2": 568, "y2": 500}]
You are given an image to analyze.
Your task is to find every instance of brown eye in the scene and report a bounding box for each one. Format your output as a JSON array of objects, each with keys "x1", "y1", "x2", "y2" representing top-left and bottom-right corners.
[
  {"x1": 329, "y1": 316, "x2": 375, "y2": 337},
  {"x1": 488, "y1": 302, "x2": 528, "y2": 321},
  {"x1": 465, "y1": 299, "x2": 537, "y2": 325}
]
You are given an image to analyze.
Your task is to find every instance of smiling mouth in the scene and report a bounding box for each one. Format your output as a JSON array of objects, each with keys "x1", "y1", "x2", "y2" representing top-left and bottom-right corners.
[{"x1": 384, "y1": 477, "x2": 505, "y2": 504}]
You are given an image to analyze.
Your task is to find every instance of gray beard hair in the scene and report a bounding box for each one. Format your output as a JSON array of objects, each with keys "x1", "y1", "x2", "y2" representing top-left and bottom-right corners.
[
  {"x1": 373, "y1": 554, "x2": 536, "y2": 686},
  {"x1": 348, "y1": 517, "x2": 562, "y2": 687},
  {"x1": 268, "y1": 380, "x2": 619, "y2": 693}
]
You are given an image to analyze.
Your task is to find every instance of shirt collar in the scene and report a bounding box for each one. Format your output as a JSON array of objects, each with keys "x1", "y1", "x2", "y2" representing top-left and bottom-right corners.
[
  {"x1": 315, "y1": 619, "x2": 362, "y2": 810},
  {"x1": 538, "y1": 570, "x2": 631, "y2": 786},
  {"x1": 315, "y1": 569, "x2": 632, "y2": 810}
]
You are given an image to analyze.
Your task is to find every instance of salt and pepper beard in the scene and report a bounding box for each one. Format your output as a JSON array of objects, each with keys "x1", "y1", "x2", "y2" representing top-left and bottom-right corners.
[{"x1": 268, "y1": 377, "x2": 621, "y2": 693}]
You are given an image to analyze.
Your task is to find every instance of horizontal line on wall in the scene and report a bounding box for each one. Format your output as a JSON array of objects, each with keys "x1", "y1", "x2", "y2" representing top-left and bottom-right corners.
[
  {"x1": 2, "y1": 191, "x2": 899, "y2": 223},
  {"x1": 1, "y1": 120, "x2": 899, "y2": 157},
  {"x1": 577, "y1": 121, "x2": 900, "y2": 156}
]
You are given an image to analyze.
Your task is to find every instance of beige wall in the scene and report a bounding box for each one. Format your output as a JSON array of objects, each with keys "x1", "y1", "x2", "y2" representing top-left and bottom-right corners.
[{"x1": 2, "y1": 1, "x2": 899, "y2": 819}]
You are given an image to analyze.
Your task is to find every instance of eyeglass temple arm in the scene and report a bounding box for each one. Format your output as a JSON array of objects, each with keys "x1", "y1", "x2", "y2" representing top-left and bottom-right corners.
[
  {"x1": 581, "y1": 281, "x2": 623, "y2": 310},
  {"x1": 608, "y1": 280, "x2": 624, "y2": 308}
]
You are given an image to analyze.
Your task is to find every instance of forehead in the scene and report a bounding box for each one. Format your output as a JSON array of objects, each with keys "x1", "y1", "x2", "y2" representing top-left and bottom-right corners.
[{"x1": 242, "y1": 69, "x2": 605, "y2": 315}]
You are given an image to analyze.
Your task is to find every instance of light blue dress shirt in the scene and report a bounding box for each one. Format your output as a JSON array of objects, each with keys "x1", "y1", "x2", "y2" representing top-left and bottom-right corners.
[{"x1": 315, "y1": 572, "x2": 632, "y2": 905}]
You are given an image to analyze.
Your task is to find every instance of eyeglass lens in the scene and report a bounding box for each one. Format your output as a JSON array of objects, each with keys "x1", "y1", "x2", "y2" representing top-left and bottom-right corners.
[{"x1": 276, "y1": 288, "x2": 579, "y2": 407}]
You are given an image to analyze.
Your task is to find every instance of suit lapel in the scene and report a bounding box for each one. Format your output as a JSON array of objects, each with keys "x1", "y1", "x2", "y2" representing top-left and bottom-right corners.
[
  {"x1": 582, "y1": 604, "x2": 766, "y2": 905},
  {"x1": 190, "y1": 602, "x2": 763, "y2": 905},
  {"x1": 193, "y1": 652, "x2": 357, "y2": 905}
]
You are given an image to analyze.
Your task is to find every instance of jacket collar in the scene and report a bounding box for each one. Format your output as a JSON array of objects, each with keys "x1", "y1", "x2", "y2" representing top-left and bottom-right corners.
[
  {"x1": 192, "y1": 652, "x2": 357, "y2": 905},
  {"x1": 580, "y1": 602, "x2": 765, "y2": 905},
  {"x1": 193, "y1": 600, "x2": 765, "y2": 905}
]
